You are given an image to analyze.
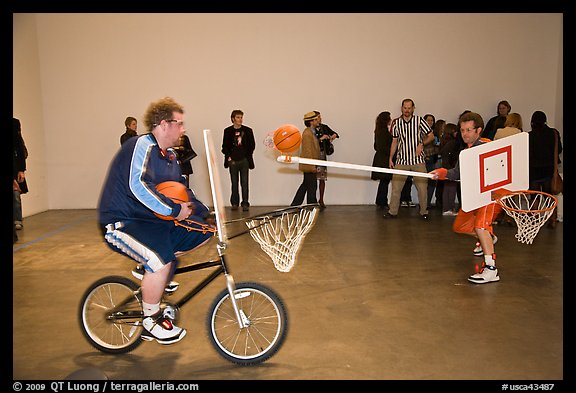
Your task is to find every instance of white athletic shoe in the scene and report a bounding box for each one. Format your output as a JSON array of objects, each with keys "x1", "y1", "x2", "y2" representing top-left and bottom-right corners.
[
  {"x1": 132, "y1": 265, "x2": 179, "y2": 293},
  {"x1": 141, "y1": 311, "x2": 187, "y2": 344},
  {"x1": 473, "y1": 234, "x2": 498, "y2": 256},
  {"x1": 468, "y1": 265, "x2": 500, "y2": 284}
]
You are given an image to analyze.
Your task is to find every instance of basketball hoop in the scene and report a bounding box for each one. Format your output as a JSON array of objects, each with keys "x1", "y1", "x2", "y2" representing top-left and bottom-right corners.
[
  {"x1": 263, "y1": 132, "x2": 276, "y2": 149},
  {"x1": 245, "y1": 205, "x2": 319, "y2": 272},
  {"x1": 496, "y1": 190, "x2": 557, "y2": 244}
]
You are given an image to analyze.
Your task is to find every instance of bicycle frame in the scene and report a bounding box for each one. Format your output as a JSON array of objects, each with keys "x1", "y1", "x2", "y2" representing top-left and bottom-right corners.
[{"x1": 169, "y1": 239, "x2": 247, "y2": 329}]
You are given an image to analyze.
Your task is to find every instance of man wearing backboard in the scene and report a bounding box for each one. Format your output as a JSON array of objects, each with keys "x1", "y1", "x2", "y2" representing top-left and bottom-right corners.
[{"x1": 430, "y1": 112, "x2": 508, "y2": 284}]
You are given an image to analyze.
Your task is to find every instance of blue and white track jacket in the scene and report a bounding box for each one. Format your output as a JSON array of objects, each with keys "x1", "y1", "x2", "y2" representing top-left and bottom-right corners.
[{"x1": 98, "y1": 133, "x2": 209, "y2": 225}]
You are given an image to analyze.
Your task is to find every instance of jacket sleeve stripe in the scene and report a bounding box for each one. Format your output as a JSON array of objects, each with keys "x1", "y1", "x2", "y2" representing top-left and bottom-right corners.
[{"x1": 129, "y1": 135, "x2": 173, "y2": 216}]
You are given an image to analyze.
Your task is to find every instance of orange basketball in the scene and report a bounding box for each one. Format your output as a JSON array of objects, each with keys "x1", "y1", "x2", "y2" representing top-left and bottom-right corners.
[
  {"x1": 273, "y1": 124, "x2": 301, "y2": 153},
  {"x1": 154, "y1": 181, "x2": 189, "y2": 220}
]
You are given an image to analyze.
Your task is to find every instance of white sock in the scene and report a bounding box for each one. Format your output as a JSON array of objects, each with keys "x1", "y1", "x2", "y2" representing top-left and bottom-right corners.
[
  {"x1": 484, "y1": 254, "x2": 495, "y2": 267},
  {"x1": 142, "y1": 301, "x2": 160, "y2": 317}
]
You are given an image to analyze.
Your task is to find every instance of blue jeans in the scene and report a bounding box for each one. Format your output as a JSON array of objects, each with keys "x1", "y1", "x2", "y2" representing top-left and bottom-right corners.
[
  {"x1": 13, "y1": 190, "x2": 22, "y2": 223},
  {"x1": 228, "y1": 158, "x2": 250, "y2": 206}
]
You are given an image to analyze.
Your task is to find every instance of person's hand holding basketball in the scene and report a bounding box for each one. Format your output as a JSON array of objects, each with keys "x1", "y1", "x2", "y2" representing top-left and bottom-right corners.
[{"x1": 176, "y1": 202, "x2": 194, "y2": 221}]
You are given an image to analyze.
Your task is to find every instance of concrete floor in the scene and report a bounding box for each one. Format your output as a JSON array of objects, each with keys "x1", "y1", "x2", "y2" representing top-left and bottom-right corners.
[{"x1": 12, "y1": 205, "x2": 563, "y2": 381}]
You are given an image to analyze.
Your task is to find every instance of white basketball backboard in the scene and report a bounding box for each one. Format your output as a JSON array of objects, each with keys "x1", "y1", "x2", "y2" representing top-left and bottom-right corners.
[{"x1": 459, "y1": 132, "x2": 529, "y2": 212}]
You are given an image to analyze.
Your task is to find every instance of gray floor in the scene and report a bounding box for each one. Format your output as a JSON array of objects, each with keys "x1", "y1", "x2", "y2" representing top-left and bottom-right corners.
[{"x1": 12, "y1": 205, "x2": 563, "y2": 381}]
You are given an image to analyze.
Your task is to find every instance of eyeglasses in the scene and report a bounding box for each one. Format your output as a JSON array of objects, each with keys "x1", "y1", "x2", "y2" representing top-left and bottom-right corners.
[{"x1": 166, "y1": 119, "x2": 185, "y2": 127}]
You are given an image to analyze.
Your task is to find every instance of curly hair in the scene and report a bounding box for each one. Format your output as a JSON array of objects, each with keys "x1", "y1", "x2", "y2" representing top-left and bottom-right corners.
[{"x1": 143, "y1": 97, "x2": 184, "y2": 132}]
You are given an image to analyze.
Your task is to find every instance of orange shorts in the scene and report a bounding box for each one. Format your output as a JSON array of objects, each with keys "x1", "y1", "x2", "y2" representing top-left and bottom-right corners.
[{"x1": 452, "y1": 202, "x2": 503, "y2": 236}]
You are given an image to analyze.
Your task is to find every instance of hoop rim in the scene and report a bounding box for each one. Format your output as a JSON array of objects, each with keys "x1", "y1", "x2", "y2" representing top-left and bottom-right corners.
[
  {"x1": 248, "y1": 204, "x2": 319, "y2": 221},
  {"x1": 496, "y1": 189, "x2": 558, "y2": 214},
  {"x1": 225, "y1": 204, "x2": 320, "y2": 224}
]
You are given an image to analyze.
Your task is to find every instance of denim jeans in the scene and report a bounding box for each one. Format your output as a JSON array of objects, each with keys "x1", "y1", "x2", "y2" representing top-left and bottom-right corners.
[
  {"x1": 228, "y1": 158, "x2": 250, "y2": 206},
  {"x1": 13, "y1": 190, "x2": 23, "y2": 223}
]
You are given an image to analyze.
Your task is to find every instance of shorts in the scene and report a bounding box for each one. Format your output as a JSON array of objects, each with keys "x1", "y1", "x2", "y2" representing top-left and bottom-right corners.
[
  {"x1": 452, "y1": 202, "x2": 503, "y2": 237},
  {"x1": 102, "y1": 219, "x2": 213, "y2": 273}
]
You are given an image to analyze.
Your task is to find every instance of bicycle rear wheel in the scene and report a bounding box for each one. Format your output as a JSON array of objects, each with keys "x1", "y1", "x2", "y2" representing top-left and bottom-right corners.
[
  {"x1": 79, "y1": 276, "x2": 144, "y2": 354},
  {"x1": 207, "y1": 282, "x2": 288, "y2": 365}
]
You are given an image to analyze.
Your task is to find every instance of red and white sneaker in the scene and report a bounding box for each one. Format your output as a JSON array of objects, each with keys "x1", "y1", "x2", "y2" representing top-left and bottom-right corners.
[
  {"x1": 141, "y1": 311, "x2": 186, "y2": 344},
  {"x1": 468, "y1": 264, "x2": 500, "y2": 284}
]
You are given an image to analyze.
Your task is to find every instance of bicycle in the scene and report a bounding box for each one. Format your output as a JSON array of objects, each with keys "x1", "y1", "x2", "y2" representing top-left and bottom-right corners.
[
  {"x1": 79, "y1": 130, "x2": 318, "y2": 365},
  {"x1": 79, "y1": 202, "x2": 319, "y2": 365}
]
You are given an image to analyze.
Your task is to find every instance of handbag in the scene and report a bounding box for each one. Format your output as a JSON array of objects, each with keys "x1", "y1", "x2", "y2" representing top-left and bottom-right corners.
[
  {"x1": 550, "y1": 131, "x2": 563, "y2": 195},
  {"x1": 325, "y1": 140, "x2": 334, "y2": 156}
]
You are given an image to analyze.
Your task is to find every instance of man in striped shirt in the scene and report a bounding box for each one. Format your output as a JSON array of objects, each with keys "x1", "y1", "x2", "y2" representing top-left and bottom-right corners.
[{"x1": 384, "y1": 98, "x2": 434, "y2": 219}]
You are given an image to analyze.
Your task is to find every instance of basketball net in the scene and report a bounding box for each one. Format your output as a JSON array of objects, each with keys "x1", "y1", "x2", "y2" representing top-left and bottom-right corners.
[
  {"x1": 245, "y1": 205, "x2": 319, "y2": 272},
  {"x1": 496, "y1": 190, "x2": 557, "y2": 244}
]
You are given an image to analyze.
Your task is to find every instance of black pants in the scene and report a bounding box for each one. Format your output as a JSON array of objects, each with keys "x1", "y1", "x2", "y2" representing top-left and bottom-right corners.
[
  {"x1": 375, "y1": 178, "x2": 391, "y2": 207},
  {"x1": 291, "y1": 172, "x2": 318, "y2": 205},
  {"x1": 228, "y1": 158, "x2": 250, "y2": 207}
]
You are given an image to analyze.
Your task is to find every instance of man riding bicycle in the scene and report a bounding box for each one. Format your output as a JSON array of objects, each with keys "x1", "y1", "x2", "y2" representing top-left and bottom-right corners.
[{"x1": 98, "y1": 97, "x2": 213, "y2": 344}]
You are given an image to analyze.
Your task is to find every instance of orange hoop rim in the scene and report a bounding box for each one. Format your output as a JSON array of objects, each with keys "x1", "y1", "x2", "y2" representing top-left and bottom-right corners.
[{"x1": 496, "y1": 190, "x2": 558, "y2": 214}]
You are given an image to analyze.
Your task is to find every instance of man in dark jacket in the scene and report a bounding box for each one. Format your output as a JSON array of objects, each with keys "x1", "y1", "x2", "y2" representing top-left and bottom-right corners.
[{"x1": 221, "y1": 109, "x2": 255, "y2": 211}]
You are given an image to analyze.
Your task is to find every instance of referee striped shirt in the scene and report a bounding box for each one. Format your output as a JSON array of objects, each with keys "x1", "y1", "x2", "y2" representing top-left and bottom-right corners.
[{"x1": 391, "y1": 115, "x2": 432, "y2": 165}]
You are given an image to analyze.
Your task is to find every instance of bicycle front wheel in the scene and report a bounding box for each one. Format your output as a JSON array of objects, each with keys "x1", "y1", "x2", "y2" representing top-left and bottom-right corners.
[
  {"x1": 79, "y1": 276, "x2": 144, "y2": 354},
  {"x1": 207, "y1": 282, "x2": 288, "y2": 365}
]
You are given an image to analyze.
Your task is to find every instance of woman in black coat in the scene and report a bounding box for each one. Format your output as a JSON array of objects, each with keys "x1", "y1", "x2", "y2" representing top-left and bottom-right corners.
[{"x1": 371, "y1": 111, "x2": 393, "y2": 209}]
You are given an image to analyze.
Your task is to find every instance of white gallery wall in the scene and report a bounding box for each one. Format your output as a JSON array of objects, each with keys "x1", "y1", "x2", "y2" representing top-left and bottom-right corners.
[{"x1": 13, "y1": 13, "x2": 563, "y2": 216}]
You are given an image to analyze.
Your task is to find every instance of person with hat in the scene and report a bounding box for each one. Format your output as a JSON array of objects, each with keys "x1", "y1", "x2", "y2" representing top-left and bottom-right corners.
[{"x1": 290, "y1": 111, "x2": 321, "y2": 206}]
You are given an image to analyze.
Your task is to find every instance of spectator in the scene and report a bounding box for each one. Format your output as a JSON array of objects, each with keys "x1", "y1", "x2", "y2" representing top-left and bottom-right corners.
[
  {"x1": 482, "y1": 100, "x2": 511, "y2": 140},
  {"x1": 120, "y1": 116, "x2": 138, "y2": 145},
  {"x1": 384, "y1": 99, "x2": 434, "y2": 220},
  {"x1": 221, "y1": 110, "x2": 256, "y2": 211},
  {"x1": 371, "y1": 111, "x2": 393, "y2": 210},
  {"x1": 486, "y1": 115, "x2": 506, "y2": 141},
  {"x1": 425, "y1": 117, "x2": 445, "y2": 209},
  {"x1": 528, "y1": 110, "x2": 562, "y2": 228},
  {"x1": 174, "y1": 134, "x2": 197, "y2": 188},
  {"x1": 291, "y1": 111, "x2": 321, "y2": 206},
  {"x1": 438, "y1": 123, "x2": 460, "y2": 215},
  {"x1": 494, "y1": 113, "x2": 523, "y2": 140},
  {"x1": 13, "y1": 117, "x2": 28, "y2": 238}
]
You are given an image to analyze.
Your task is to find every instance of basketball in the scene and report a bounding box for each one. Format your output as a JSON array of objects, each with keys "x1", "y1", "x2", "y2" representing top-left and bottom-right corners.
[
  {"x1": 273, "y1": 124, "x2": 301, "y2": 153},
  {"x1": 154, "y1": 181, "x2": 189, "y2": 220}
]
